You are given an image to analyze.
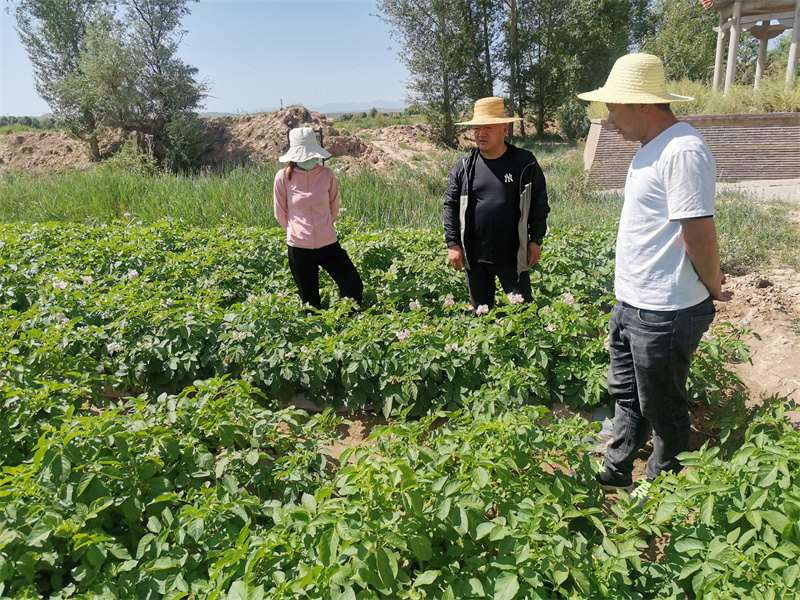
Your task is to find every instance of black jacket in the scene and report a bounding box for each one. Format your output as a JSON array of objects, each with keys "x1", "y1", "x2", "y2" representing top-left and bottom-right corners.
[{"x1": 444, "y1": 143, "x2": 549, "y2": 274}]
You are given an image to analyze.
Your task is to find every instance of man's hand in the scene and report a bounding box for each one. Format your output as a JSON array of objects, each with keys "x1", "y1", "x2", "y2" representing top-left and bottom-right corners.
[
  {"x1": 708, "y1": 271, "x2": 734, "y2": 302},
  {"x1": 527, "y1": 242, "x2": 541, "y2": 268},
  {"x1": 448, "y1": 245, "x2": 464, "y2": 271}
]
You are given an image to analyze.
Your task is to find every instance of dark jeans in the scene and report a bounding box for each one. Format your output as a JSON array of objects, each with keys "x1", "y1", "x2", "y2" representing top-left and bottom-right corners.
[
  {"x1": 604, "y1": 297, "x2": 715, "y2": 481},
  {"x1": 464, "y1": 262, "x2": 532, "y2": 312},
  {"x1": 287, "y1": 242, "x2": 363, "y2": 309}
]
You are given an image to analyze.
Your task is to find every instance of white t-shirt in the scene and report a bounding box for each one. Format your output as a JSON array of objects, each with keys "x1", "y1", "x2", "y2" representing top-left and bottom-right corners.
[{"x1": 615, "y1": 122, "x2": 716, "y2": 310}]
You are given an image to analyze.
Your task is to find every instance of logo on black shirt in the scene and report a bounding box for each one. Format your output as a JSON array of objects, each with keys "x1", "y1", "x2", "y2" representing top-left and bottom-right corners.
[{"x1": 504, "y1": 173, "x2": 514, "y2": 183}]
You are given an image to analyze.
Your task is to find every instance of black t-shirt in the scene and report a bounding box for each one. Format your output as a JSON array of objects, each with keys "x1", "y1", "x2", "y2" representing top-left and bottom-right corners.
[{"x1": 468, "y1": 148, "x2": 519, "y2": 265}]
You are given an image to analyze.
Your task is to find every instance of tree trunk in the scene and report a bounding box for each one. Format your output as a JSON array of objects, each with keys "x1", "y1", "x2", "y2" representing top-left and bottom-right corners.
[
  {"x1": 481, "y1": 2, "x2": 493, "y2": 95},
  {"x1": 437, "y1": 2, "x2": 455, "y2": 147},
  {"x1": 506, "y1": 0, "x2": 518, "y2": 139}
]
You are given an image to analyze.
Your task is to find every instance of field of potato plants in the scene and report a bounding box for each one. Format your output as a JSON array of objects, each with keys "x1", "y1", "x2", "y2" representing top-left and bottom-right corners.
[{"x1": 2, "y1": 217, "x2": 800, "y2": 600}]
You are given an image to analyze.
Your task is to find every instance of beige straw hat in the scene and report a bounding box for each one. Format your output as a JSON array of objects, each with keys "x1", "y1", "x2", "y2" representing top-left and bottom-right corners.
[
  {"x1": 577, "y1": 53, "x2": 693, "y2": 104},
  {"x1": 456, "y1": 97, "x2": 523, "y2": 125}
]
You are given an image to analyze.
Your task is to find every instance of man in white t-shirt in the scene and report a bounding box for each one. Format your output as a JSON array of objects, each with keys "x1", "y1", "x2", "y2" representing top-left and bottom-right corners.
[{"x1": 578, "y1": 54, "x2": 733, "y2": 502}]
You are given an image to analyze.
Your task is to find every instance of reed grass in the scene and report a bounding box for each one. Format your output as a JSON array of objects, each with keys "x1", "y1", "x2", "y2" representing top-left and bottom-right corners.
[{"x1": 1, "y1": 139, "x2": 798, "y2": 272}]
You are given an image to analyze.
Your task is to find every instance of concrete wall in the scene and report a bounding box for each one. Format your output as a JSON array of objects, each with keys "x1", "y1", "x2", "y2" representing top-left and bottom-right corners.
[{"x1": 584, "y1": 112, "x2": 800, "y2": 189}]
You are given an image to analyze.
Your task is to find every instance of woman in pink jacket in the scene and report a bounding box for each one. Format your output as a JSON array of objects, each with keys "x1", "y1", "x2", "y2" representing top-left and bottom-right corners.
[{"x1": 273, "y1": 127, "x2": 363, "y2": 309}]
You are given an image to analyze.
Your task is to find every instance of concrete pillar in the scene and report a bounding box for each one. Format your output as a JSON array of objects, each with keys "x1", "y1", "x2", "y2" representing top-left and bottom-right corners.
[
  {"x1": 755, "y1": 26, "x2": 769, "y2": 89},
  {"x1": 713, "y1": 15, "x2": 728, "y2": 90},
  {"x1": 788, "y1": 0, "x2": 800, "y2": 84},
  {"x1": 725, "y1": 0, "x2": 743, "y2": 94}
]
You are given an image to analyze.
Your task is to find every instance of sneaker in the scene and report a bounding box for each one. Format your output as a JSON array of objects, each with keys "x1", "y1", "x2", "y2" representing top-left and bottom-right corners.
[
  {"x1": 629, "y1": 478, "x2": 654, "y2": 506},
  {"x1": 595, "y1": 469, "x2": 634, "y2": 492}
]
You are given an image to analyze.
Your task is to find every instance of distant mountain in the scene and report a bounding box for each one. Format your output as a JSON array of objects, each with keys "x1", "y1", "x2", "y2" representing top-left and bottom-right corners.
[
  {"x1": 228, "y1": 100, "x2": 407, "y2": 117},
  {"x1": 308, "y1": 100, "x2": 407, "y2": 114}
]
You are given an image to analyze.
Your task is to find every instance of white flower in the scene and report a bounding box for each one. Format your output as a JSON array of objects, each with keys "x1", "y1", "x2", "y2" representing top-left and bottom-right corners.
[
  {"x1": 604, "y1": 337, "x2": 611, "y2": 351},
  {"x1": 476, "y1": 304, "x2": 489, "y2": 316},
  {"x1": 96, "y1": 364, "x2": 104, "y2": 373},
  {"x1": 142, "y1": 337, "x2": 154, "y2": 349},
  {"x1": 127, "y1": 269, "x2": 139, "y2": 280},
  {"x1": 52, "y1": 280, "x2": 68, "y2": 290},
  {"x1": 231, "y1": 331, "x2": 247, "y2": 341},
  {"x1": 136, "y1": 220, "x2": 142, "y2": 226},
  {"x1": 123, "y1": 212, "x2": 131, "y2": 218},
  {"x1": 443, "y1": 298, "x2": 455, "y2": 308},
  {"x1": 541, "y1": 306, "x2": 552, "y2": 314},
  {"x1": 55, "y1": 313, "x2": 68, "y2": 323},
  {"x1": 409, "y1": 298, "x2": 421, "y2": 310},
  {"x1": 445, "y1": 342, "x2": 459, "y2": 352},
  {"x1": 0, "y1": 241, "x2": 6, "y2": 249},
  {"x1": 160, "y1": 298, "x2": 173, "y2": 308},
  {"x1": 547, "y1": 323, "x2": 557, "y2": 332},
  {"x1": 396, "y1": 329, "x2": 412, "y2": 342},
  {"x1": 247, "y1": 294, "x2": 258, "y2": 303},
  {"x1": 300, "y1": 345, "x2": 309, "y2": 353},
  {"x1": 81, "y1": 275, "x2": 93, "y2": 285},
  {"x1": 562, "y1": 292, "x2": 575, "y2": 306},
  {"x1": 507, "y1": 293, "x2": 525, "y2": 305},
  {"x1": 107, "y1": 342, "x2": 121, "y2": 354}
]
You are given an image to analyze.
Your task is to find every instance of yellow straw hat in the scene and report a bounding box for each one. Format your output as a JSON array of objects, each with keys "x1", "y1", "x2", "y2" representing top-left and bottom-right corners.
[
  {"x1": 456, "y1": 97, "x2": 522, "y2": 125},
  {"x1": 577, "y1": 53, "x2": 693, "y2": 104}
]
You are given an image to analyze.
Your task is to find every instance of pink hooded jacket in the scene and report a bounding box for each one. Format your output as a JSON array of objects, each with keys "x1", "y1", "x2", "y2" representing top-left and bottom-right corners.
[{"x1": 273, "y1": 163, "x2": 340, "y2": 249}]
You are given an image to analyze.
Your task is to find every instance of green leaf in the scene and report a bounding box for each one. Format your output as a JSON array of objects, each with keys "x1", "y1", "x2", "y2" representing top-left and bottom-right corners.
[
  {"x1": 674, "y1": 538, "x2": 704, "y2": 554},
  {"x1": 700, "y1": 495, "x2": 715, "y2": 526},
  {"x1": 493, "y1": 572, "x2": 519, "y2": 600},
  {"x1": 473, "y1": 466, "x2": 489, "y2": 488},
  {"x1": 377, "y1": 547, "x2": 398, "y2": 589},
  {"x1": 301, "y1": 493, "x2": 317, "y2": 515},
  {"x1": 413, "y1": 570, "x2": 439, "y2": 587},
  {"x1": 187, "y1": 518, "x2": 205, "y2": 542},
  {"x1": 26, "y1": 523, "x2": 52, "y2": 547},
  {"x1": 409, "y1": 536, "x2": 432, "y2": 562},
  {"x1": 319, "y1": 528, "x2": 340, "y2": 568},
  {"x1": 784, "y1": 563, "x2": 799, "y2": 588},
  {"x1": 762, "y1": 510, "x2": 790, "y2": 534}
]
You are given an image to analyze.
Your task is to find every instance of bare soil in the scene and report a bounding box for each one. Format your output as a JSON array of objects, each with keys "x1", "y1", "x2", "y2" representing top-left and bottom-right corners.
[{"x1": 2, "y1": 106, "x2": 798, "y2": 448}]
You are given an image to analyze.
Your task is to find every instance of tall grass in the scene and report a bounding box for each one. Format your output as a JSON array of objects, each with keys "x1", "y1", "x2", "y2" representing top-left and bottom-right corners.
[{"x1": 1, "y1": 140, "x2": 798, "y2": 271}]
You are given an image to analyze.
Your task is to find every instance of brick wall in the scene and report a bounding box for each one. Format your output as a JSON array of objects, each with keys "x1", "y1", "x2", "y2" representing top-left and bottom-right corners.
[{"x1": 583, "y1": 113, "x2": 800, "y2": 189}]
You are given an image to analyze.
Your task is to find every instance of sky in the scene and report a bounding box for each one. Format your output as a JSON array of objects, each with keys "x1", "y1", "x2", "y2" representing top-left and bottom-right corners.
[{"x1": 0, "y1": 0, "x2": 411, "y2": 117}]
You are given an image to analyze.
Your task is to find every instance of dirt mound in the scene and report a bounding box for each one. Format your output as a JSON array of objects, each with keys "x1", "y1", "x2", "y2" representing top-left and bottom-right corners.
[
  {"x1": 204, "y1": 106, "x2": 386, "y2": 170},
  {"x1": 0, "y1": 106, "x2": 397, "y2": 174},
  {"x1": 0, "y1": 131, "x2": 90, "y2": 174}
]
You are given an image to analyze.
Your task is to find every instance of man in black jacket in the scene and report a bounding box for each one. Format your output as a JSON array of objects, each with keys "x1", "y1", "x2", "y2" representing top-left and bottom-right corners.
[{"x1": 444, "y1": 97, "x2": 549, "y2": 313}]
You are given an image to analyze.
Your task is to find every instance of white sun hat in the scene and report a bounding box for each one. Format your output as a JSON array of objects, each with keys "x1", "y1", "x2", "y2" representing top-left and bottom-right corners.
[
  {"x1": 278, "y1": 127, "x2": 332, "y2": 163},
  {"x1": 577, "y1": 53, "x2": 694, "y2": 104},
  {"x1": 456, "y1": 96, "x2": 523, "y2": 125}
]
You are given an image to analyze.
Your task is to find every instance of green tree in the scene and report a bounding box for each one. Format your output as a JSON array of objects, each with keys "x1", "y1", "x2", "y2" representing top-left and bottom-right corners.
[
  {"x1": 377, "y1": 0, "x2": 471, "y2": 146},
  {"x1": 12, "y1": 0, "x2": 107, "y2": 160},
  {"x1": 767, "y1": 32, "x2": 800, "y2": 78},
  {"x1": 11, "y1": 0, "x2": 208, "y2": 169},
  {"x1": 639, "y1": 0, "x2": 718, "y2": 82}
]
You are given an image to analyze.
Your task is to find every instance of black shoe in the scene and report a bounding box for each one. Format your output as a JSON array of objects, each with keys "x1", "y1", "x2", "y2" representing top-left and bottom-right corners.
[{"x1": 595, "y1": 469, "x2": 634, "y2": 492}]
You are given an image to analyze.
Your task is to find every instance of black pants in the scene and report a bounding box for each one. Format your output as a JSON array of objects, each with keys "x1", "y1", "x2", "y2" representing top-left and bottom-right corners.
[
  {"x1": 287, "y1": 242, "x2": 363, "y2": 309},
  {"x1": 465, "y1": 262, "x2": 532, "y2": 311}
]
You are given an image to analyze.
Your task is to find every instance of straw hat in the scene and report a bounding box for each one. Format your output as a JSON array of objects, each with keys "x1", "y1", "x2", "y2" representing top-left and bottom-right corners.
[
  {"x1": 456, "y1": 97, "x2": 522, "y2": 125},
  {"x1": 279, "y1": 127, "x2": 332, "y2": 163},
  {"x1": 577, "y1": 53, "x2": 694, "y2": 104}
]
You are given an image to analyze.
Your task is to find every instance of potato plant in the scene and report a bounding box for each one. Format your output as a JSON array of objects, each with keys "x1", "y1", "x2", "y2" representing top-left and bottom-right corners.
[{"x1": 1, "y1": 219, "x2": 782, "y2": 600}]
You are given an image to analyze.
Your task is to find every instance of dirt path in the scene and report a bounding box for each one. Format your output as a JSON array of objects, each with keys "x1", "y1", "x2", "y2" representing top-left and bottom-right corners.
[{"x1": 714, "y1": 269, "x2": 800, "y2": 423}]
